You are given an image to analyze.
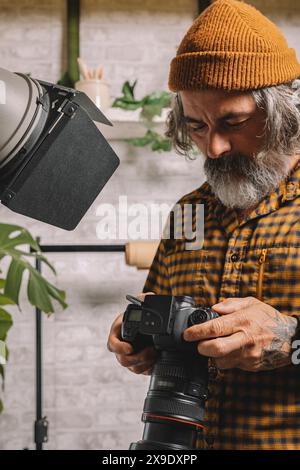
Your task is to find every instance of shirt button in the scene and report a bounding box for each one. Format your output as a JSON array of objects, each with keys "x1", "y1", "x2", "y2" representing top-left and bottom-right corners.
[
  {"x1": 208, "y1": 366, "x2": 218, "y2": 381},
  {"x1": 230, "y1": 253, "x2": 239, "y2": 262}
]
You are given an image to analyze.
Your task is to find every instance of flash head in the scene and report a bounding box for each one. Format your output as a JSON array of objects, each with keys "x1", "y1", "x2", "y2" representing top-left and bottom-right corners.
[{"x1": 0, "y1": 67, "x2": 120, "y2": 230}]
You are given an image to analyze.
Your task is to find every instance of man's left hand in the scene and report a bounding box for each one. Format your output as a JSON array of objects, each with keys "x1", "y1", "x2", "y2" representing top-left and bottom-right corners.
[{"x1": 183, "y1": 297, "x2": 298, "y2": 371}]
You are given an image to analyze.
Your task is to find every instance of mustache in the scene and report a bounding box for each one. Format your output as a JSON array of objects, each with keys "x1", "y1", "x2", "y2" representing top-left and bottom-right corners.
[{"x1": 204, "y1": 152, "x2": 256, "y2": 176}]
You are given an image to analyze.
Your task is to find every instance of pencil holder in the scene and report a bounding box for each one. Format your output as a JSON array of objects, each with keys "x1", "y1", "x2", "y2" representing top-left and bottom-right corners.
[{"x1": 75, "y1": 79, "x2": 111, "y2": 111}]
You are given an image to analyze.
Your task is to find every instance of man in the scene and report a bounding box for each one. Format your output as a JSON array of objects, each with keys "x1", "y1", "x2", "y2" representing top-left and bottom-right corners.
[{"x1": 107, "y1": 0, "x2": 300, "y2": 449}]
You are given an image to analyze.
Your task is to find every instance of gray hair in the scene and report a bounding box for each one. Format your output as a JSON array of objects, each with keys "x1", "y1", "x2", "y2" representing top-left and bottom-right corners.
[{"x1": 165, "y1": 78, "x2": 300, "y2": 159}]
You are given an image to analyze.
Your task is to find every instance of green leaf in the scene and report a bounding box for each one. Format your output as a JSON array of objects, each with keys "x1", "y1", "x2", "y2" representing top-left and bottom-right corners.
[
  {"x1": 5, "y1": 249, "x2": 57, "y2": 276},
  {"x1": 141, "y1": 91, "x2": 172, "y2": 121},
  {"x1": 0, "y1": 224, "x2": 39, "y2": 252},
  {"x1": 112, "y1": 82, "x2": 172, "y2": 152},
  {"x1": 0, "y1": 223, "x2": 66, "y2": 313},
  {"x1": 0, "y1": 221, "x2": 68, "y2": 417},
  {"x1": 122, "y1": 80, "x2": 137, "y2": 100},
  {"x1": 0, "y1": 294, "x2": 15, "y2": 306},
  {"x1": 112, "y1": 99, "x2": 143, "y2": 111},
  {"x1": 0, "y1": 309, "x2": 13, "y2": 342},
  {"x1": 26, "y1": 267, "x2": 67, "y2": 313},
  {"x1": 45, "y1": 282, "x2": 68, "y2": 310},
  {"x1": 151, "y1": 137, "x2": 172, "y2": 152},
  {"x1": 127, "y1": 130, "x2": 156, "y2": 147},
  {"x1": 127, "y1": 130, "x2": 172, "y2": 152},
  {"x1": 4, "y1": 259, "x2": 26, "y2": 306},
  {"x1": 112, "y1": 80, "x2": 146, "y2": 111},
  {"x1": 27, "y1": 270, "x2": 54, "y2": 314},
  {"x1": 141, "y1": 104, "x2": 163, "y2": 121}
]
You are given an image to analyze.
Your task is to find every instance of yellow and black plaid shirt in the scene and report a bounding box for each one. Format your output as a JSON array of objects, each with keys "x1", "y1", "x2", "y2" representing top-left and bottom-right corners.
[{"x1": 143, "y1": 160, "x2": 300, "y2": 450}]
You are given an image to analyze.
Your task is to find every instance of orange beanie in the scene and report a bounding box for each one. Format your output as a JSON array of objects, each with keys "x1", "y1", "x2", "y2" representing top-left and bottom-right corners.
[{"x1": 169, "y1": 0, "x2": 300, "y2": 91}]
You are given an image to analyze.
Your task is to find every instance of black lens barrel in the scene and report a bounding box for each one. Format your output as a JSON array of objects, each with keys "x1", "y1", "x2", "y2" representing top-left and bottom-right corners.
[{"x1": 129, "y1": 302, "x2": 219, "y2": 450}]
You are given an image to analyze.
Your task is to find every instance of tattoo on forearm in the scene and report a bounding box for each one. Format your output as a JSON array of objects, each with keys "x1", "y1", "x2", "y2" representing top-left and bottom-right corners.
[{"x1": 260, "y1": 311, "x2": 297, "y2": 370}]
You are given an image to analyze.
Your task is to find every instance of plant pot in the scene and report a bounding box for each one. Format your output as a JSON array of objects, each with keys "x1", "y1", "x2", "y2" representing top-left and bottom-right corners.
[{"x1": 75, "y1": 79, "x2": 111, "y2": 111}]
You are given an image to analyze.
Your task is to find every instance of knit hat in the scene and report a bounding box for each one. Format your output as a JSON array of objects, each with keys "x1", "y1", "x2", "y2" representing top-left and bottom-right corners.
[{"x1": 168, "y1": 0, "x2": 300, "y2": 91}]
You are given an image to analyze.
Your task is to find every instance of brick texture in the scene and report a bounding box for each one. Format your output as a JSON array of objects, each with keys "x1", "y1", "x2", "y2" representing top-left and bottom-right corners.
[{"x1": 0, "y1": 0, "x2": 299, "y2": 450}]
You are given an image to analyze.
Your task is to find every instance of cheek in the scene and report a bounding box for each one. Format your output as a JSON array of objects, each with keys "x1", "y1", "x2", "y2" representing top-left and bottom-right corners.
[
  {"x1": 237, "y1": 132, "x2": 265, "y2": 154},
  {"x1": 190, "y1": 134, "x2": 206, "y2": 152}
]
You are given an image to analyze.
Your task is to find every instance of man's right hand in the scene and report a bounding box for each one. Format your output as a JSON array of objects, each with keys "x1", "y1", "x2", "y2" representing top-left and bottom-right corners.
[{"x1": 106, "y1": 292, "x2": 158, "y2": 375}]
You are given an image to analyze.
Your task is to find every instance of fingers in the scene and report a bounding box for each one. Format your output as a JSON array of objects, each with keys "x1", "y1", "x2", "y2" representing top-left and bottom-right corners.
[
  {"x1": 118, "y1": 347, "x2": 158, "y2": 374},
  {"x1": 136, "y1": 291, "x2": 155, "y2": 302},
  {"x1": 197, "y1": 331, "x2": 251, "y2": 357},
  {"x1": 212, "y1": 296, "x2": 259, "y2": 314},
  {"x1": 116, "y1": 346, "x2": 157, "y2": 368},
  {"x1": 142, "y1": 367, "x2": 154, "y2": 376},
  {"x1": 183, "y1": 298, "x2": 261, "y2": 342},
  {"x1": 107, "y1": 313, "x2": 133, "y2": 355},
  {"x1": 183, "y1": 314, "x2": 239, "y2": 342},
  {"x1": 107, "y1": 294, "x2": 157, "y2": 376},
  {"x1": 129, "y1": 363, "x2": 155, "y2": 375},
  {"x1": 107, "y1": 293, "x2": 155, "y2": 355}
]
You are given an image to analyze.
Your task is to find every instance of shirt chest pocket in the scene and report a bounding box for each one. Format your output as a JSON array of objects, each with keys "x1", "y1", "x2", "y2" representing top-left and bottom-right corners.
[
  {"x1": 164, "y1": 249, "x2": 208, "y2": 306},
  {"x1": 243, "y1": 246, "x2": 300, "y2": 316}
]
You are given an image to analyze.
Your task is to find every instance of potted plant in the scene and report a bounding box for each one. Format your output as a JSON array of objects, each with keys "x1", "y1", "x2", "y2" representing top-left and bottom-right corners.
[{"x1": 112, "y1": 80, "x2": 173, "y2": 152}]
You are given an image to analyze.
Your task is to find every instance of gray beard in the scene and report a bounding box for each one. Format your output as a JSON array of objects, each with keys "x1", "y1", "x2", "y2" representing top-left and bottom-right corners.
[{"x1": 204, "y1": 149, "x2": 292, "y2": 210}]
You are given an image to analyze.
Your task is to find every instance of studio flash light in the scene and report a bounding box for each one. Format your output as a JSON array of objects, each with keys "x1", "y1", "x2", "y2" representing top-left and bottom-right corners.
[{"x1": 0, "y1": 67, "x2": 120, "y2": 230}]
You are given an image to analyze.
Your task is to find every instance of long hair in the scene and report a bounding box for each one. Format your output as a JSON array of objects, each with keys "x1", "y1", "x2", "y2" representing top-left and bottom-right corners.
[{"x1": 165, "y1": 79, "x2": 300, "y2": 160}]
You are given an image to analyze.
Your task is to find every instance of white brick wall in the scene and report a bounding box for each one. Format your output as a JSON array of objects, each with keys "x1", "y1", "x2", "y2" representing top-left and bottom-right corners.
[{"x1": 0, "y1": 0, "x2": 299, "y2": 450}]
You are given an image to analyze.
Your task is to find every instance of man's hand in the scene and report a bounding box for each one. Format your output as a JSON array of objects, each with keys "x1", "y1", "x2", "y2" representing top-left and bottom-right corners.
[
  {"x1": 107, "y1": 292, "x2": 158, "y2": 375},
  {"x1": 183, "y1": 297, "x2": 298, "y2": 372}
]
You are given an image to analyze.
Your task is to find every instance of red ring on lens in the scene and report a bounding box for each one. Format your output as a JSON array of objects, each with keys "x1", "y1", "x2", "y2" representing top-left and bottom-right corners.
[{"x1": 143, "y1": 413, "x2": 205, "y2": 429}]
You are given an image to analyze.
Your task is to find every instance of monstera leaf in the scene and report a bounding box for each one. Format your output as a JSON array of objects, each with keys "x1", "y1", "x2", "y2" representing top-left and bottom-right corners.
[
  {"x1": 0, "y1": 224, "x2": 67, "y2": 313},
  {"x1": 0, "y1": 223, "x2": 67, "y2": 416}
]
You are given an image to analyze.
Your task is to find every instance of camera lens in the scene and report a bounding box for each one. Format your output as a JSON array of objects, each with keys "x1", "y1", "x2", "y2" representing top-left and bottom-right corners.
[
  {"x1": 131, "y1": 350, "x2": 209, "y2": 450},
  {"x1": 129, "y1": 298, "x2": 219, "y2": 450}
]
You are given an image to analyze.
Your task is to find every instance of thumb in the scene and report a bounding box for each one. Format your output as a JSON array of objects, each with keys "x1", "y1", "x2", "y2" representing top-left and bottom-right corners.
[{"x1": 136, "y1": 291, "x2": 155, "y2": 302}]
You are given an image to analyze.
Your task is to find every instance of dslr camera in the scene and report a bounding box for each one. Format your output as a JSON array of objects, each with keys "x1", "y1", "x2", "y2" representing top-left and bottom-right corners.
[{"x1": 121, "y1": 294, "x2": 218, "y2": 450}]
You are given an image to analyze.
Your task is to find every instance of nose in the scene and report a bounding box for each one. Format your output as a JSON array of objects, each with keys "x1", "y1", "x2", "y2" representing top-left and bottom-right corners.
[{"x1": 206, "y1": 131, "x2": 232, "y2": 159}]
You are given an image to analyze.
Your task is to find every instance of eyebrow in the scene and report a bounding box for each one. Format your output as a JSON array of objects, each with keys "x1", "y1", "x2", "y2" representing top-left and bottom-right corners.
[{"x1": 183, "y1": 112, "x2": 252, "y2": 124}]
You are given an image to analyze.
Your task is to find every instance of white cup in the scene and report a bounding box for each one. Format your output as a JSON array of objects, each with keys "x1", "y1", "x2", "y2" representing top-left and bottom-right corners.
[{"x1": 75, "y1": 79, "x2": 111, "y2": 111}]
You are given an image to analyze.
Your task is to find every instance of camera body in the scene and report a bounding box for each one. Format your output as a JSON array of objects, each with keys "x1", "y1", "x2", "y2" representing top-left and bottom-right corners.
[
  {"x1": 121, "y1": 294, "x2": 219, "y2": 450},
  {"x1": 122, "y1": 294, "x2": 217, "y2": 353}
]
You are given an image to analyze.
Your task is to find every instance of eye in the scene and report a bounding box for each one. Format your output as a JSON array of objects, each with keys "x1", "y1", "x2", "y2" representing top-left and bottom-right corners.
[
  {"x1": 225, "y1": 119, "x2": 249, "y2": 129},
  {"x1": 186, "y1": 123, "x2": 207, "y2": 134}
]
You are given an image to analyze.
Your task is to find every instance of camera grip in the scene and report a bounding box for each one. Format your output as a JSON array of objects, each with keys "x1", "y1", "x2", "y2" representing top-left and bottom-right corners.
[{"x1": 121, "y1": 327, "x2": 154, "y2": 354}]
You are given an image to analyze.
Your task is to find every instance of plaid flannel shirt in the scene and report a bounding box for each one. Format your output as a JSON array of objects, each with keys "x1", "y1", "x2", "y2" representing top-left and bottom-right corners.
[{"x1": 143, "y1": 160, "x2": 300, "y2": 450}]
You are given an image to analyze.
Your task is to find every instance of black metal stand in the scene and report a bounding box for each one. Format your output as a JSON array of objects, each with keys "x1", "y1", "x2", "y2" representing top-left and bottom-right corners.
[{"x1": 31, "y1": 242, "x2": 125, "y2": 450}]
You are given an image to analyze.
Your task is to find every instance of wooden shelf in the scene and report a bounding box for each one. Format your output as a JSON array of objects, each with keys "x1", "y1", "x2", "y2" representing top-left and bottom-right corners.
[{"x1": 96, "y1": 107, "x2": 170, "y2": 141}]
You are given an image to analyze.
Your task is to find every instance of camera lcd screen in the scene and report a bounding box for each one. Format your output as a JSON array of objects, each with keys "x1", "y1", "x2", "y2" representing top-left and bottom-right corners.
[{"x1": 129, "y1": 309, "x2": 142, "y2": 322}]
